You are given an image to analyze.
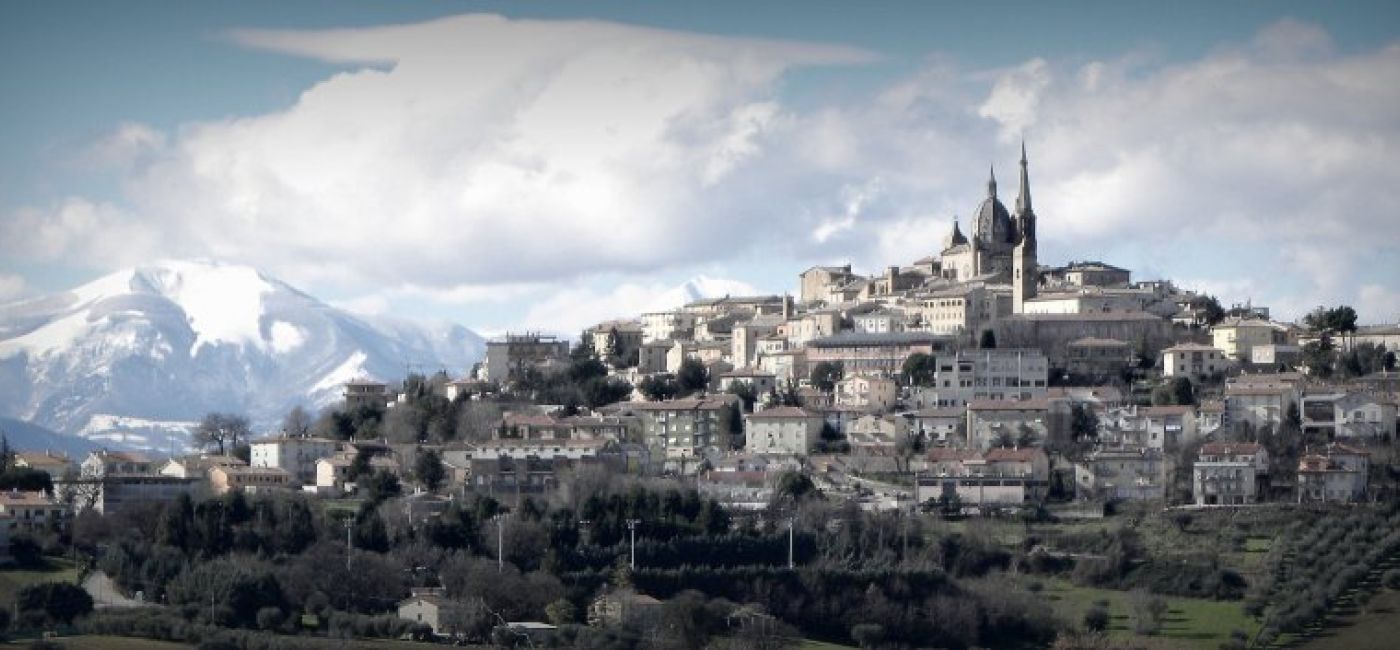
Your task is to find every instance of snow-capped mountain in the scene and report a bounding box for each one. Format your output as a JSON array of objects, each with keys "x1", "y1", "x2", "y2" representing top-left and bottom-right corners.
[{"x1": 0, "y1": 260, "x2": 484, "y2": 450}]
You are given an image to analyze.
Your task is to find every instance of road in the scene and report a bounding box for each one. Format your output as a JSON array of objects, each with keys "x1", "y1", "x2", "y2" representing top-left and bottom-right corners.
[{"x1": 82, "y1": 571, "x2": 153, "y2": 608}]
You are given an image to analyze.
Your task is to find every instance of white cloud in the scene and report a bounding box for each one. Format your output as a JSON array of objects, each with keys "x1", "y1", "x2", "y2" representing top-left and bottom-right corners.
[
  {"x1": 520, "y1": 275, "x2": 762, "y2": 334},
  {"x1": 0, "y1": 274, "x2": 25, "y2": 301},
  {"x1": 6, "y1": 16, "x2": 1400, "y2": 326}
]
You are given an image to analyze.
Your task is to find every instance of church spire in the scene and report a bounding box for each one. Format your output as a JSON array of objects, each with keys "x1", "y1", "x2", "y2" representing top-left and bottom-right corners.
[
  {"x1": 949, "y1": 216, "x2": 968, "y2": 246},
  {"x1": 1015, "y1": 140, "x2": 1033, "y2": 217},
  {"x1": 987, "y1": 165, "x2": 997, "y2": 197}
]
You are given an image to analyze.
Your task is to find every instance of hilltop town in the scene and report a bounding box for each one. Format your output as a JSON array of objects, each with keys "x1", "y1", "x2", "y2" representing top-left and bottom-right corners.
[{"x1": 2, "y1": 149, "x2": 1399, "y2": 649}]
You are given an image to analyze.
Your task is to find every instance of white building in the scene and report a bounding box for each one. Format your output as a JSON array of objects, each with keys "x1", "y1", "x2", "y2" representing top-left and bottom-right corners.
[
  {"x1": 1297, "y1": 444, "x2": 1369, "y2": 503},
  {"x1": 250, "y1": 436, "x2": 341, "y2": 485},
  {"x1": 744, "y1": 407, "x2": 823, "y2": 455},
  {"x1": 1192, "y1": 442, "x2": 1269, "y2": 506},
  {"x1": 1161, "y1": 342, "x2": 1230, "y2": 382},
  {"x1": 835, "y1": 374, "x2": 898, "y2": 411}
]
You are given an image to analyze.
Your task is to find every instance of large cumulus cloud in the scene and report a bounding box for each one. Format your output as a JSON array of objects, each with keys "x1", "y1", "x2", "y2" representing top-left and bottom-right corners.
[{"x1": 4, "y1": 15, "x2": 1399, "y2": 326}]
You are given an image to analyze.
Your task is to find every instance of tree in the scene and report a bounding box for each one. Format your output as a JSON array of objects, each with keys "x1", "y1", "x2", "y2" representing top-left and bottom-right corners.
[
  {"x1": 639, "y1": 374, "x2": 679, "y2": 401},
  {"x1": 1301, "y1": 339, "x2": 1337, "y2": 378},
  {"x1": 16, "y1": 582, "x2": 93, "y2": 626},
  {"x1": 1071, "y1": 404, "x2": 1099, "y2": 442},
  {"x1": 282, "y1": 406, "x2": 312, "y2": 437},
  {"x1": 979, "y1": 329, "x2": 997, "y2": 349},
  {"x1": 1189, "y1": 294, "x2": 1226, "y2": 326},
  {"x1": 415, "y1": 449, "x2": 446, "y2": 492},
  {"x1": 545, "y1": 598, "x2": 576, "y2": 625},
  {"x1": 1303, "y1": 305, "x2": 1358, "y2": 336},
  {"x1": 901, "y1": 353, "x2": 937, "y2": 387},
  {"x1": 676, "y1": 358, "x2": 710, "y2": 396},
  {"x1": 581, "y1": 377, "x2": 633, "y2": 408},
  {"x1": 726, "y1": 381, "x2": 758, "y2": 413},
  {"x1": 810, "y1": 361, "x2": 844, "y2": 393},
  {"x1": 1151, "y1": 377, "x2": 1195, "y2": 406},
  {"x1": 194, "y1": 412, "x2": 251, "y2": 456},
  {"x1": 1083, "y1": 605, "x2": 1110, "y2": 632}
]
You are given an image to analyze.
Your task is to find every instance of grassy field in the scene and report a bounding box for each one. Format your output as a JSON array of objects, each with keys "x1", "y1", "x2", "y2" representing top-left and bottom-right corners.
[
  {"x1": 0, "y1": 635, "x2": 459, "y2": 649},
  {"x1": 797, "y1": 639, "x2": 857, "y2": 650},
  {"x1": 1033, "y1": 577, "x2": 1260, "y2": 649},
  {"x1": 0, "y1": 636, "x2": 191, "y2": 649},
  {"x1": 1300, "y1": 587, "x2": 1400, "y2": 650},
  {"x1": 0, "y1": 558, "x2": 83, "y2": 610}
]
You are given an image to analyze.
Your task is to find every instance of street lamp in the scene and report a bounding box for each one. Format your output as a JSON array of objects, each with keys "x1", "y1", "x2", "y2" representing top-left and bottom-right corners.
[
  {"x1": 787, "y1": 517, "x2": 796, "y2": 569},
  {"x1": 343, "y1": 518, "x2": 354, "y2": 571},
  {"x1": 493, "y1": 514, "x2": 508, "y2": 573},
  {"x1": 626, "y1": 519, "x2": 641, "y2": 569}
]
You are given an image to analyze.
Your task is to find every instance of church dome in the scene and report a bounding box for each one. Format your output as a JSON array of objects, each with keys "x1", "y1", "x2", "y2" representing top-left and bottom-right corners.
[{"x1": 973, "y1": 181, "x2": 1016, "y2": 247}]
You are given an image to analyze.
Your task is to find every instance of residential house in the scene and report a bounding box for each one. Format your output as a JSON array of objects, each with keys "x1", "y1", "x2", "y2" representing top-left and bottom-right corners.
[
  {"x1": 588, "y1": 589, "x2": 664, "y2": 627},
  {"x1": 1161, "y1": 343, "x2": 1230, "y2": 382},
  {"x1": 966, "y1": 399, "x2": 1052, "y2": 449},
  {"x1": 745, "y1": 407, "x2": 823, "y2": 456},
  {"x1": 912, "y1": 349, "x2": 1049, "y2": 408},
  {"x1": 1225, "y1": 380, "x2": 1300, "y2": 432},
  {"x1": 81, "y1": 450, "x2": 154, "y2": 477},
  {"x1": 468, "y1": 439, "x2": 620, "y2": 493},
  {"x1": 805, "y1": 332, "x2": 950, "y2": 377},
  {"x1": 1074, "y1": 447, "x2": 1165, "y2": 501},
  {"x1": 207, "y1": 466, "x2": 291, "y2": 495},
  {"x1": 1211, "y1": 318, "x2": 1288, "y2": 362},
  {"x1": 617, "y1": 396, "x2": 740, "y2": 467},
  {"x1": 315, "y1": 453, "x2": 400, "y2": 494},
  {"x1": 916, "y1": 447, "x2": 1051, "y2": 506},
  {"x1": 1301, "y1": 392, "x2": 1397, "y2": 441},
  {"x1": 343, "y1": 379, "x2": 393, "y2": 409},
  {"x1": 1296, "y1": 444, "x2": 1369, "y2": 504},
  {"x1": 12, "y1": 451, "x2": 73, "y2": 479},
  {"x1": 835, "y1": 374, "x2": 898, "y2": 411},
  {"x1": 398, "y1": 589, "x2": 472, "y2": 637},
  {"x1": 483, "y1": 333, "x2": 571, "y2": 383},
  {"x1": 249, "y1": 435, "x2": 343, "y2": 485},
  {"x1": 717, "y1": 368, "x2": 777, "y2": 397},
  {"x1": 159, "y1": 454, "x2": 246, "y2": 480},
  {"x1": 1192, "y1": 442, "x2": 1270, "y2": 506},
  {"x1": 905, "y1": 407, "x2": 966, "y2": 444},
  {"x1": 0, "y1": 491, "x2": 68, "y2": 532},
  {"x1": 1065, "y1": 337, "x2": 1134, "y2": 378}
]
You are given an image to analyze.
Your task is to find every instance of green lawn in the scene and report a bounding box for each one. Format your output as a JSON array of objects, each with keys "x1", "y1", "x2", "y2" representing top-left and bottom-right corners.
[
  {"x1": 798, "y1": 639, "x2": 857, "y2": 650},
  {"x1": 1033, "y1": 577, "x2": 1260, "y2": 649},
  {"x1": 0, "y1": 558, "x2": 83, "y2": 610},
  {"x1": 1, "y1": 636, "x2": 191, "y2": 649},
  {"x1": 1301, "y1": 587, "x2": 1400, "y2": 650}
]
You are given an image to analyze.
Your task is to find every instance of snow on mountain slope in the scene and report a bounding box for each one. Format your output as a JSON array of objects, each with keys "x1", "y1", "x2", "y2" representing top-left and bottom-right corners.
[{"x1": 0, "y1": 260, "x2": 484, "y2": 450}]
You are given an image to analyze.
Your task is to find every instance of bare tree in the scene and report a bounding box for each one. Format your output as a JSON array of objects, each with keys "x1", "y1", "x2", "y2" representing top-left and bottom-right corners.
[
  {"x1": 282, "y1": 405, "x2": 312, "y2": 437},
  {"x1": 194, "y1": 412, "x2": 251, "y2": 455}
]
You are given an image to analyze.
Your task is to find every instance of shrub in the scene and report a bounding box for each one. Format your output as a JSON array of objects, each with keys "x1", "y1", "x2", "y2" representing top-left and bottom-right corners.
[
  {"x1": 1384, "y1": 569, "x2": 1400, "y2": 590},
  {"x1": 851, "y1": 623, "x2": 885, "y2": 648},
  {"x1": 1083, "y1": 605, "x2": 1110, "y2": 632}
]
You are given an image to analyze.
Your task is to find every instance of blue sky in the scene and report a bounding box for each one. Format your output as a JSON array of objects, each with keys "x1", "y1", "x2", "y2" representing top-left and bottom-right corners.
[{"x1": 3, "y1": 1, "x2": 1399, "y2": 333}]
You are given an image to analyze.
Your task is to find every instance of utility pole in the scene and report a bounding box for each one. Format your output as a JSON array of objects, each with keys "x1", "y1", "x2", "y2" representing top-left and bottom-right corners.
[
  {"x1": 343, "y1": 518, "x2": 354, "y2": 571},
  {"x1": 495, "y1": 515, "x2": 506, "y2": 573},
  {"x1": 578, "y1": 519, "x2": 591, "y2": 546},
  {"x1": 626, "y1": 519, "x2": 641, "y2": 569},
  {"x1": 787, "y1": 517, "x2": 796, "y2": 569}
]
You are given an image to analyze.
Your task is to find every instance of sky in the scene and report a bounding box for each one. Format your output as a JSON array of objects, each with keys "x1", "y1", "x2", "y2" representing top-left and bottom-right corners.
[{"x1": 2, "y1": 0, "x2": 1399, "y2": 335}]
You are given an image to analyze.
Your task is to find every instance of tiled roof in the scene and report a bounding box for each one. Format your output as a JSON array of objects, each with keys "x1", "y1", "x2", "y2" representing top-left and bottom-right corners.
[
  {"x1": 747, "y1": 406, "x2": 816, "y2": 419},
  {"x1": 967, "y1": 399, "x2": 1050, "y2": 411},
  {"x1": 1200, "y1": 442, "x2": 1262, "y2": 456}
]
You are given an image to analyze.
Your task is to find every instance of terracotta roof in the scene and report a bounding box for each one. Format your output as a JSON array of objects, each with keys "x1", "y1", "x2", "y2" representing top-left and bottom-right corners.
[
  {"x1": 1068, "y1": 337, "x2": 1131, "y2": 348},
  {"x1": 984, "y1": 447, "x2": 1044, "y2": 463},
  {"x1": 927, "y1": 448, "x2": 981, "y2": 462},
  {"x1": 747, "y1": 406, "x2": 816, "y2": 419},
  {"x1": 14, "y1": 452, "x2": 70, "y2": 466},
  {"x1": 1200, "y1": 442, "x2": 1262, "y2": 456},
  {"x1": 1162, "y1": 342, "x2": 1222, "y2": 353},
  {"x1": 0, "y1": 491, "x2": 59, "y2": 506},
  {"x1": 909, "y1": 407, "x2": 966, "y2": 418},
  {"x1": 1140, "y1": 405, "x2": 1193, "y2": 417},
  {"x1": 967, "y1": 399, "x2": 1050, "y2": 411}
]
